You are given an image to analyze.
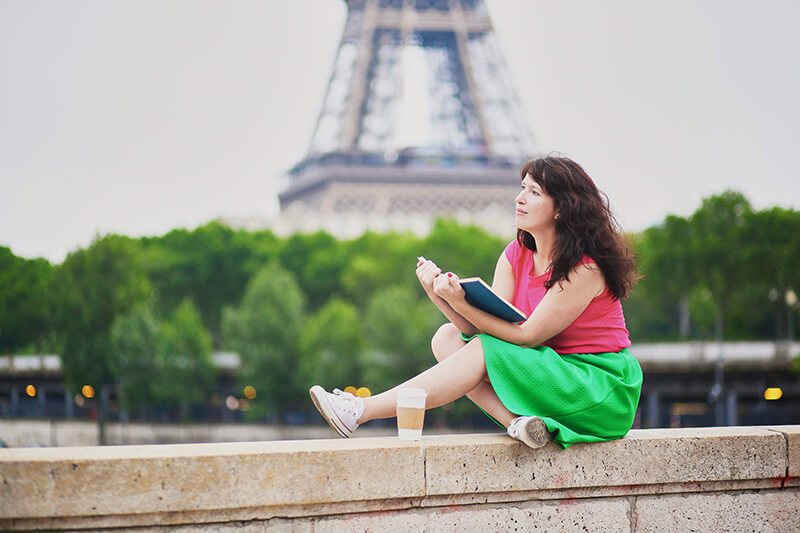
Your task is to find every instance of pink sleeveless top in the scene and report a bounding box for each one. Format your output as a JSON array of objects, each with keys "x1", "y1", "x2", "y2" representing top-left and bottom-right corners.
[{"x1": 504, "y1": 239, "x2": 631, "y2": 354}]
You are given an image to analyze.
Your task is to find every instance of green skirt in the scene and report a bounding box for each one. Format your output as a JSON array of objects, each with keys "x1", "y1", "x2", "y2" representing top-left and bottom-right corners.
[{"x1": 465, "y1": 334, "x2": 642, "y2": 449}]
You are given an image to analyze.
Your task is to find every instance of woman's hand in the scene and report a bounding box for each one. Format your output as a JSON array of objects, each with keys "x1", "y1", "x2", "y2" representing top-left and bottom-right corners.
[
  {"x1": 433, "y1": 271, "x2": 465, "y2": 305},
  {"x1": 416, "y1": 256, "x2": 442, "y2": 295},
  {"x1": 415, "y1": 258, "x2": 479, "y2": 336}
]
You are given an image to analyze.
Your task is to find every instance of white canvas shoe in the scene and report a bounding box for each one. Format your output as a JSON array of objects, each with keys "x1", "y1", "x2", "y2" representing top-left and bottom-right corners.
[
  {"x1": 507, "y1": 416, "x2": 550, "y2": 449},
  {"x1": 309, "y1": 386, "x2": 365, "y2": 438}
]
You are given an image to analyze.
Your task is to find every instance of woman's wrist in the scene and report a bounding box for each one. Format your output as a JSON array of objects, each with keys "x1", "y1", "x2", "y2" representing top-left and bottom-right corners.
[{"x1": 448, "y1": 296, "x2": 468, "y2": 314}]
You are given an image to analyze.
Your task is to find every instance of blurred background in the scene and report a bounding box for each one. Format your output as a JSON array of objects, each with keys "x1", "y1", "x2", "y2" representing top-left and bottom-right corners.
[{"x1": 1, "y1": 0, "x2": 798, "y2": 446}]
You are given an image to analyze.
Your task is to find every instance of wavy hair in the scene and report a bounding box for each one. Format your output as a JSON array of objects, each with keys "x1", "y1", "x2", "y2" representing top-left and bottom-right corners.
[{"x1": 517, "y1": 156, "x2": 638, "y2": 299}]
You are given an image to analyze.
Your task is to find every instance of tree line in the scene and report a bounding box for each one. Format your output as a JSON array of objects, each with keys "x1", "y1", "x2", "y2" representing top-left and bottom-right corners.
[{"x1": 1, "y1": 190, "x2": 799, "y2": 423}]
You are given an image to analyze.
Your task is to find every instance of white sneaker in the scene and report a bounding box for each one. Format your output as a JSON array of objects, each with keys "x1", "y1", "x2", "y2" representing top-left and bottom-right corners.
[
  {"x1": 309, "y1": 386, "x2": 364, "y2": 438},
  {"x1": 507, "y1": 416, "x2": 550, "y2": 449}
]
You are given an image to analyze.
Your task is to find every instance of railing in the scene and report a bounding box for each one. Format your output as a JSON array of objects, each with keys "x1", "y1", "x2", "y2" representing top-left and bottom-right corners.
[{"x1": 3, "y1": 342, "x2": 797, "y2": 374}]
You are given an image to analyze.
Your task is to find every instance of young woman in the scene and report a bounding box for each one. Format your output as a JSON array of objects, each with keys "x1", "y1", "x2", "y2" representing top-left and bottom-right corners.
[{"x1": 309, "y1": 156, "x2": 642, "y2": 449}]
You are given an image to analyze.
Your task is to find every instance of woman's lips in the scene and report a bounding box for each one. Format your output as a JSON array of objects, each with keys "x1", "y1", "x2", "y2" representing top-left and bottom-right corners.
[{"x1": 515, "y1": 209, "x2": 527, "y2": 215}]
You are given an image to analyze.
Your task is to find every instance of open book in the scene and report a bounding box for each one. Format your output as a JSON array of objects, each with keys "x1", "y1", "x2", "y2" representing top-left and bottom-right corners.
[{"x1": 458, "y1": 277, "x2": 527, "y2": 323}]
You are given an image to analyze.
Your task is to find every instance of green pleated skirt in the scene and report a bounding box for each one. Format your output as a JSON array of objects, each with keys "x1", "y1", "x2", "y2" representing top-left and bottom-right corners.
[{"x1": 466, "y1": 334, "x2": 643, "y2": 449}]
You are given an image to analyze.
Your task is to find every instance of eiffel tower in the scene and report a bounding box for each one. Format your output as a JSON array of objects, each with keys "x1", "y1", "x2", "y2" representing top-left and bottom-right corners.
[{"x1": 276, "y1": 0, "x2": 538, "y2": 237}]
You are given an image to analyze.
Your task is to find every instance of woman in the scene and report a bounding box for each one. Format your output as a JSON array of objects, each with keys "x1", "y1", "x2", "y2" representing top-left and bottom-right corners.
[{"x1": 309, "y1": 156, "x2": 642, "y2": 449}]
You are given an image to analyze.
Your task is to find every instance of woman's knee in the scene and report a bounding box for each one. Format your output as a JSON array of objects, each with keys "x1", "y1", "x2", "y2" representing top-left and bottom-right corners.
[{"x1": 431, "y1": 323, "x2": 466, "y2": 362}]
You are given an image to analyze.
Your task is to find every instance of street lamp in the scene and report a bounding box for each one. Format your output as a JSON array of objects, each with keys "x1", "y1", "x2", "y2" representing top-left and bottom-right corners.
[
  {"x1": 787, "y1": 289, "x2": 797, "y2": 342},
  {"x1": 769, "y1": 288, "x2": 797, "y2": 341}
]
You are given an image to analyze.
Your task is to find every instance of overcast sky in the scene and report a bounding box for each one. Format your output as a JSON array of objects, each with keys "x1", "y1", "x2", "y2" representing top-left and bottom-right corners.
[{"x1": 1, "y1": 0, "x2": 798, "y2": 262}]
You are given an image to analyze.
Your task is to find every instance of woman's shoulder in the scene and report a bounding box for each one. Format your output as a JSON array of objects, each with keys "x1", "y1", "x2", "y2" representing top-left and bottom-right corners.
[
  {"x1": 503, "y1": 238, "x2": 522, "y2": 262},
  {"x1": 503, "y1": 238, "x2": 534, "y2": 279},
  {"x1": 572, "y1": 255, "x2": 607, "y2": 297}
]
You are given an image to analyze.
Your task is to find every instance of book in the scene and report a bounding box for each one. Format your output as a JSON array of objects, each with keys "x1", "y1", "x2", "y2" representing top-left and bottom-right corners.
[{"x1": 458, "y1": 277, "x2": 527, "y2": 323}]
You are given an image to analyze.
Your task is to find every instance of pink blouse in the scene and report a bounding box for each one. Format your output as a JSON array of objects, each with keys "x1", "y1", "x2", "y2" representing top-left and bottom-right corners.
[{"x1": 504, "y1": 239, "x2": 631, "y2": 354}]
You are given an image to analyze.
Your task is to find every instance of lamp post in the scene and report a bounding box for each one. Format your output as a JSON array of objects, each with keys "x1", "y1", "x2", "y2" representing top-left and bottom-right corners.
[
  {"x1": 708, "y1": 313, "x2": 725, "y2": 426},
  {"x1": 787, "y1": 289, "x2": 797, "y2": 342}
]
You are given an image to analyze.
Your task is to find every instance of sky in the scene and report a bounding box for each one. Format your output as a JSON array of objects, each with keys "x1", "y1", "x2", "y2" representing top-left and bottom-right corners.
[{"x1": 1, "y1": 0, "x2": 798, "y2": 263}]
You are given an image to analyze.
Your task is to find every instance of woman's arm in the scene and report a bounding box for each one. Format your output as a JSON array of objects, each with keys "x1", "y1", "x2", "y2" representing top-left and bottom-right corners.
[
  {"x1": 435, "y1": 263, "x2": 605, "y2": 347},
  {"x1": 416, "y1": 257, "x2": 479, "y2": 336},
  {"x1": 490, "y1": 252, "x2": 515, "y2": 302}
]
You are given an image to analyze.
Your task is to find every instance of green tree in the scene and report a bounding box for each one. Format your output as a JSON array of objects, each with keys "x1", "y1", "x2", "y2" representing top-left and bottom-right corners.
[
  {"x1": 739, "y1": 207, "x2": 800, "y2": 339},
  {"x1": 109, "y1": 304, "x2": 160, "y2": 415},
  {"x1": 0, "y1": 247, "x2": 55, "y2": 353},
  {"x1": 222, "y1": 262, "x2": 305, "y2": 419},
  {"x1": 340, "y1": 231, "x2": 420, "y2": 307},
  {"x1": 626, "y1": 215, "x2": 694, "y2": 340},
  {"x1": 156, "y1": 299, "x2": 216, "y2": 421},
  {"x1": 297, "y1": 299, "x2": 365, "y2": 390},
  {"x1": 141, "y1": 222, "x2": 272, "y2": 344},
  {"x1": 689, "y1": 191, "x2": 752, "y2": 340},
  {"x1": 278, "y1": 231, "x2": 349, "y2": 311},
  {"x1": 362, "y1": 286, "x2": 441, "y2": 393},
  {"x1": 420, "y1": 219, "x2": 505, "y2": 282},
  {"x1": 52, "y1": 235, "x2": 152, "y2": 442}
]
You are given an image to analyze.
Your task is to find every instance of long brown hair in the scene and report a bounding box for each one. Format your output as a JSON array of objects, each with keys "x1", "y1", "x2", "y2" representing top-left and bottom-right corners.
[{"x1": 517, "y1": 156, "x2": 637, "y2": 299}]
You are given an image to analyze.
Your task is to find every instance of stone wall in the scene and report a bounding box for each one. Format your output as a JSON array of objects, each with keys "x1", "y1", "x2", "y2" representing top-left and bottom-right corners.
[{"x1": 1, "y1": 426, "x2": 798, "y2": 532}]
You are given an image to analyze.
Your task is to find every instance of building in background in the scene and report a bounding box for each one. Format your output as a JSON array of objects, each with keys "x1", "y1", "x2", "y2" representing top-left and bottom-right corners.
[{"x1": 275, "y1": 0, "x2": 537, "y2": 238}]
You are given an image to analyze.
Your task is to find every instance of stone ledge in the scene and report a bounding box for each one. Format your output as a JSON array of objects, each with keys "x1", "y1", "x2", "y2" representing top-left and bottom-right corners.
[
  {"x1": 424, "y1": 427, "x2": 787, "y2": 497},
  {"x1": 1, "y1": 426, "x2": 798, "y2": 531},
  {"x1": 770, "y1": 425, "x2": 800, "y2": 487}
]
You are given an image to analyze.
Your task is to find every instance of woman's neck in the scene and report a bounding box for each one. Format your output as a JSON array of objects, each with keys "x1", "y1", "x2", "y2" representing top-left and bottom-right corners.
[{"x1": 530, "y1": 228, "x2": 557, "y2": 276}]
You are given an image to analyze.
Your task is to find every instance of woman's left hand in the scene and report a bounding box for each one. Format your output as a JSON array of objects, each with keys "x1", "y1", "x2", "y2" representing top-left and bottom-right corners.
[{"x1": 433, "y1": 272, "x2": 465, "y2": 305}]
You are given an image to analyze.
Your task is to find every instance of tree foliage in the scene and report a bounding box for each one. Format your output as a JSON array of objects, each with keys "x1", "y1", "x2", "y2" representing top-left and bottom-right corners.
[
  {"x1": 625, "y1": 215, "x2": 694, "y2": 340},
  {"x1": 297, "y1": 299, "x2": 365, "y2": 391},
  {"x1": 109, "y1": 303, "x2": 160, "y2": 413},
  {"x1": 278, "y1": 232, "x2": 348, "y2": 312},
  {"x1": 420, "y1": 219, "x2": 505, "y2": 281},
  {"x1": 52, "y1": 235, "x2": 152, "y2": 393},
  {"x1": 689, "y1": 191, "x2": 752, "y2": 338},
  {"x1": 340, "y1": 231, "x2": 420, "y2": 307},
  {"x1": 0, "y1": 247, "x2": 54, "y2": 353},
  {"x1": 363, "y1": 286, "x2": 442, "y2": 392},
  {"x1": 156, "y1": 299, "x2": 216, "y2": 417},
  {"x1": 222, "y1": 262, "x2": 305, "y2": 419},
  {"x1": 109, "y1": 299, "x2": 215, "y2": 420},
  {"x1": 627, "y1": 191, "x2": 800, "y2": 341},
  {"x1": 140, "y1": 222, "x2": 280, "y2": 344}
]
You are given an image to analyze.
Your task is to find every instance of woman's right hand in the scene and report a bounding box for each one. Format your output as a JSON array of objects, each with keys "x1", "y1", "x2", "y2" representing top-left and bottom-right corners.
[{"x1": 416, "y1": 256, "x2": 442, "y2": 295}]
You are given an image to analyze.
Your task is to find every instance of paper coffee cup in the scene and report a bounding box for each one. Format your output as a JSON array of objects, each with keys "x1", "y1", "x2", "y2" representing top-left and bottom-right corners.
[{"x1": 396, "y1": 388, "x2": 427, "y2": 441}]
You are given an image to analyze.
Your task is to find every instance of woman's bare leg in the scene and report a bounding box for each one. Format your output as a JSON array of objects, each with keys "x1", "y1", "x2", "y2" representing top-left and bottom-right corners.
[
  {"x1": 429, "y1": 324, "x2": 517, "y2": 427},
  {"x1": 359, "y1": 324, "x2": 517, "y2": 427}
]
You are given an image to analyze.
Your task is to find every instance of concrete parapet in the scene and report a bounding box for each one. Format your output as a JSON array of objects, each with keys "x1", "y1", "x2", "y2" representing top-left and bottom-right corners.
[
  {"x1": 781, "y1": 425, "x2": 800, "y2": 487},
  {"x1": 1, "y1": 426, "x2": 798, "y2": 531}
]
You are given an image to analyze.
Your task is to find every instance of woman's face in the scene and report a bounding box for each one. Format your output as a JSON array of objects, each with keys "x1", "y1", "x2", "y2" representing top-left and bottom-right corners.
[{"x1": 514, "y1": 173, "x2": 557, "y2": 233}]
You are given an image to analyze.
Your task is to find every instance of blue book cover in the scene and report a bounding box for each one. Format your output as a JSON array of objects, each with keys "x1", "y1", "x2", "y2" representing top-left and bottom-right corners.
[{"x1": 458, "y1": 277, "x2": 527, "y2": 323}]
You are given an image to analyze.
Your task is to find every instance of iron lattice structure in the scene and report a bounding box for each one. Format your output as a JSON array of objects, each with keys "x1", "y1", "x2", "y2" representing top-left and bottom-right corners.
[{"x1": 276, "y1": 0, "x2": 538, "y2": 237}]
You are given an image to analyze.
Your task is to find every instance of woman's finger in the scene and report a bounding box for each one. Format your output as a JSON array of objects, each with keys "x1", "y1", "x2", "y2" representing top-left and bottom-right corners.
[{"x1": 447, "y1": 272, "x2": 460, "y2": 288}]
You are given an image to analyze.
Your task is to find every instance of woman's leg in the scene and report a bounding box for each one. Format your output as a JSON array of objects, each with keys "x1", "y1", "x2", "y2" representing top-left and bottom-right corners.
[
  {"x1": 359, "y1": 324, "x2": 517, "y2": 427},
  {"x1": 430, "y1": 324, "x2": 518, "y2": 428}
]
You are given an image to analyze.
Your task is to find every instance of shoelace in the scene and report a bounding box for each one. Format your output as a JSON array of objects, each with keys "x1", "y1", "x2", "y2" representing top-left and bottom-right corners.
[
  {"x1": 507, "y1": 417, "x2": 523, "y2": 438},
  {"x1": 331, "y1": 388, "x2": 359, "y2": 417}
]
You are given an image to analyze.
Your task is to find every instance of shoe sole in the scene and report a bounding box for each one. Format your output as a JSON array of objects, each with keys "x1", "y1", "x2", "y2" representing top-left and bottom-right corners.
[
  {"x1": 309, "y1": 386, "x2": 352, "y2": 438},
  {"x1": 520, "y1": 416, "x2": 550, "y2": 449}
]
